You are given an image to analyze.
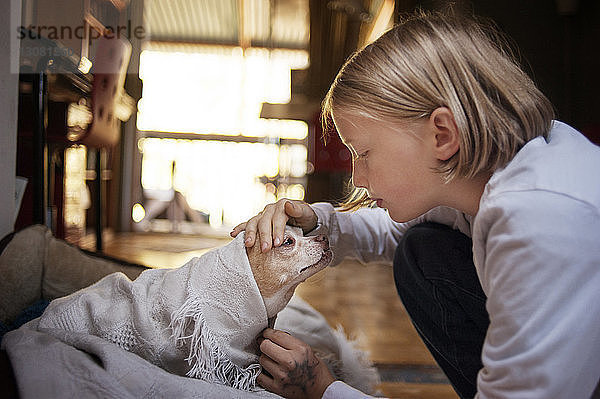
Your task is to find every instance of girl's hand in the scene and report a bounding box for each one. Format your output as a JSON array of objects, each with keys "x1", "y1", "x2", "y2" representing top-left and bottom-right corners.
[
  {"x1": 230, "y1": 199, "x2": 318, "y2": 252},
  {"x1": 257, "y1": 328, "x2": 335, "y2": 399}
]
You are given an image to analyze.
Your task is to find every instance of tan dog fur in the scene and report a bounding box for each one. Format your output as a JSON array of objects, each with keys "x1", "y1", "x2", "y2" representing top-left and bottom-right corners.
[{"x1": 246, "y1": 226, "x2": 332, "y2": 319}]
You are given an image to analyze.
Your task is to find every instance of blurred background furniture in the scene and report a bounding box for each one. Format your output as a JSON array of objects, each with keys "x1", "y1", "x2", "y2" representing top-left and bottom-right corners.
[{"x1": 16, "y1": 0, "x2": 135, "y2": 251}]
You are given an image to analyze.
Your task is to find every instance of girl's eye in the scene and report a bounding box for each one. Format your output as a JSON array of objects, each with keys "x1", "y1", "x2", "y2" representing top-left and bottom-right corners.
[
  {"x1": 357, "y1": 151, "x2": 369, "y2": 160},
  {"x1": 282, "y1": 237, "x2": 295, "y2": 246}
]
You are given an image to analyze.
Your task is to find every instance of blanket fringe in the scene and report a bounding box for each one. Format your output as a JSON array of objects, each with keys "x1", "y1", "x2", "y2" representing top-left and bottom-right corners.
[{"x1": 169, "y1": 296, "x2": 261, "y2": 391}]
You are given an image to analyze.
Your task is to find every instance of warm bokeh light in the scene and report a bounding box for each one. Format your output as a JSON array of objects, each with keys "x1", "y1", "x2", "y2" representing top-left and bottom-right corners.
[
  {"x1": 78, "y1": 56, "x2": 92, "y2": 74},
  {"x1": 136, "y1": 44, "x2": 310, "y2": 229},
  {"x1": 132, "y1": 203, "x2": 146, "y2": 223},
  {"x1": 137, "y1": 45, "x2": 309, "y2": 139},
  {"x1": 63, "y1": 145, "x2": 88, "y2": 243},
  {"x1": 139, "y1": 138, "x2": 307, "y2": 227}
]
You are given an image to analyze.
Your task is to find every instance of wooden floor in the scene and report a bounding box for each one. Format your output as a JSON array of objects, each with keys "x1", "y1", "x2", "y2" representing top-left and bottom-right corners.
[{"x1": 88, "y1": 230, "x2": 458, "y2": 399}]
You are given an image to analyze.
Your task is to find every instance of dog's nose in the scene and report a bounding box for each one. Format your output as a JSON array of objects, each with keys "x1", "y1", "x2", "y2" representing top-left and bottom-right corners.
[{"x1": 315, "y1": 234, "x2": 328, "y2": 244}]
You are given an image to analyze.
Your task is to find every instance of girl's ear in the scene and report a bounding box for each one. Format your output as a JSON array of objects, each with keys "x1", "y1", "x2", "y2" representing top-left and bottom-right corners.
[{"x1": 429, "y1": 107, "x2": 460, "y2": 161}]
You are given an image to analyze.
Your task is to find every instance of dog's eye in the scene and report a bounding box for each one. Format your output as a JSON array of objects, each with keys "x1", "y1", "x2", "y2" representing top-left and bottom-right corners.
[{"x1": 282, "y1": 237, "x2": 295, "y2": 246}]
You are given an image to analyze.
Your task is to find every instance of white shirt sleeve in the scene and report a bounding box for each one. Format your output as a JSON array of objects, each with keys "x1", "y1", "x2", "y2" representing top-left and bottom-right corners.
[
  {"x1": 322, "y1": 381, "x2": 378, "y2": 399},
  {"x1": 473, "y1": 190, "x2": 600, "y2": 398},
  {"x1": 309, "y1": 202, "x2": 472, "y2": 266}
]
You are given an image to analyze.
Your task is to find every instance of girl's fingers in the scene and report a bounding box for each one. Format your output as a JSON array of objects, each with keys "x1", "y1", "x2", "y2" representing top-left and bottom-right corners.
[
  {"x1": 231, "y1": 198, "x2": 315, "y2": 250},
  {"x1": 257, "y1": 329, "x2": 335, "y2": 398},
  {"x1": 259, "y1": 335, "x2": 302, "y2": 372},
  {"x1": 284, "y1": 200, "x2": 304, "y2": 218},
  {"x1": 262, "y1": 328, "x2": 303, "y2": 351},
  {"x1": 243, "y1": 216, "x2": 260, "y2": 247},
  {"x1": 257, "y1": 205, "x2": 277, "y2": 252},
  {"x1": 259, "y1": 354, "x2": 287, "y2": 381},
  {"x1": 284, "y1": 200, "x2": 318, "y2": 233},
  {"x1": 230, "y1": 222, "x2": 246, "y2": 237},
  {"x1": 259, "y1": 337, "x2": 290, "y2": 364},
  {"x1": 272, "y1": 201, "x2": 291, "y2": 247},
  {"x1": 256, "y1": 372, "x2": 275, "y2": 390}
]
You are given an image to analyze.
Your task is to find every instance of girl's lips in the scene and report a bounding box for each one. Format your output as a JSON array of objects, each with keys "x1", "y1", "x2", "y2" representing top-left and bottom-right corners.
[{"x1": 368, "y1": 197, "x2": 384, "y2": 208}]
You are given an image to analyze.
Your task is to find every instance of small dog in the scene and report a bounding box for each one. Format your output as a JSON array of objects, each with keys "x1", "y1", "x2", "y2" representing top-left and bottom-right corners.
[
  {"x1": 32, "y1": 225, "x2": 332, "y2": 389},
  {"x1": 247, "y1": 226, "x2": 332, "y2": 320}
]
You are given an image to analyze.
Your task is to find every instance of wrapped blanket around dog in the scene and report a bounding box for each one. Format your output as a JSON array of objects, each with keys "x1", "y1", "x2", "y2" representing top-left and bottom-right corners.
[
  {"x1": 2, "y1": 295, "x2": 380, "y2": 398},
  {"x1": 33, "y1": 233, "x2": 266, "y2": 390}
]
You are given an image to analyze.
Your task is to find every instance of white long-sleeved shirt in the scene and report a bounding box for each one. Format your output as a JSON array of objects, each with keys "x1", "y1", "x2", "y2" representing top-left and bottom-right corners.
[{"x1": 312, "y1": 121, "x2": 600, "y2": 398}]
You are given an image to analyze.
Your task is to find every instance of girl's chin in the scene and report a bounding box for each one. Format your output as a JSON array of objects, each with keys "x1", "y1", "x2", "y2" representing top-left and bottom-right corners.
[{"x1": 386, "y1": 207, "x2": 419, "y2": 224}]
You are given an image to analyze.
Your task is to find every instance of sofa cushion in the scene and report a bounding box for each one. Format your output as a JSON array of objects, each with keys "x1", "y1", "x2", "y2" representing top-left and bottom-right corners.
[
  {"x1": 1, "y1": 224, "x2": 149, "y2": 324},
  {"x1": 43, "y1": 232, "x2": 147, "y2": 300},
  {"x1": 0, "y1": 225, "x2": 46, "y2": 324}
]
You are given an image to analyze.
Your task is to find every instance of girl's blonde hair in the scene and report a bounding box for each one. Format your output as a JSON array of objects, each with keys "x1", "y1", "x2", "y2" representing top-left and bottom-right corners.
[{"x1": 322, "y1": 10, "x2": 555, "y2": 211}]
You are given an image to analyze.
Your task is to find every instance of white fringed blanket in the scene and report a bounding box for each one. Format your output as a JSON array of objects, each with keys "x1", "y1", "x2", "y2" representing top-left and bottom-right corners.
[{"x1": 34, "y1": 233, "x2": 267, "y2": 390}]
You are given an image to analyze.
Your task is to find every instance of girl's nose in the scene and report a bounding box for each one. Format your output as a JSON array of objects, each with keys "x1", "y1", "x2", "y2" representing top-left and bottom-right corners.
[{"x1": 352, "y1": 160, "x2": 368, "y2": 188}]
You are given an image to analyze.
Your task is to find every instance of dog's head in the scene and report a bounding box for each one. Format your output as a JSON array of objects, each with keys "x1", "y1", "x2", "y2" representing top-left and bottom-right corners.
[{"x1": 246, "y1": 226, "x2": 332, "y2": 318}]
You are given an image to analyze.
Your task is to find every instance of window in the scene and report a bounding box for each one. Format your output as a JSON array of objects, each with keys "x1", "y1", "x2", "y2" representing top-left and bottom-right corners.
[{"x1": 136, "y1": 44, "x2": 309, "y2": 229}]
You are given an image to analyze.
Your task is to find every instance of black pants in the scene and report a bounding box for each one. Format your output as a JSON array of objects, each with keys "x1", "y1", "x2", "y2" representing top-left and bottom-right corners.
[{"x1": 393, "y1": 222, "x2": 489, "y2": 399}]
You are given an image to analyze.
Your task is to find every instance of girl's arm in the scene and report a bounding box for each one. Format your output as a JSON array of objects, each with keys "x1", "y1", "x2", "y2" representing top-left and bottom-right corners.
[
  {"x1": 473, "y1": 190, "x2": 600, "y2": 398},
  {"x1": 309, "y1": 202, "x2": 472, "y2": 266},
  {"x1": 231, "y1": 198, "x2": 472, "y2": 266}
]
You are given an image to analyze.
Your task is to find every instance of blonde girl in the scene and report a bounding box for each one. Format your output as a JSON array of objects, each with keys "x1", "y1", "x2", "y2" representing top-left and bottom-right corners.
[{"x1": 231, "y1": 10, "x2": 600, "y2": 399}]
